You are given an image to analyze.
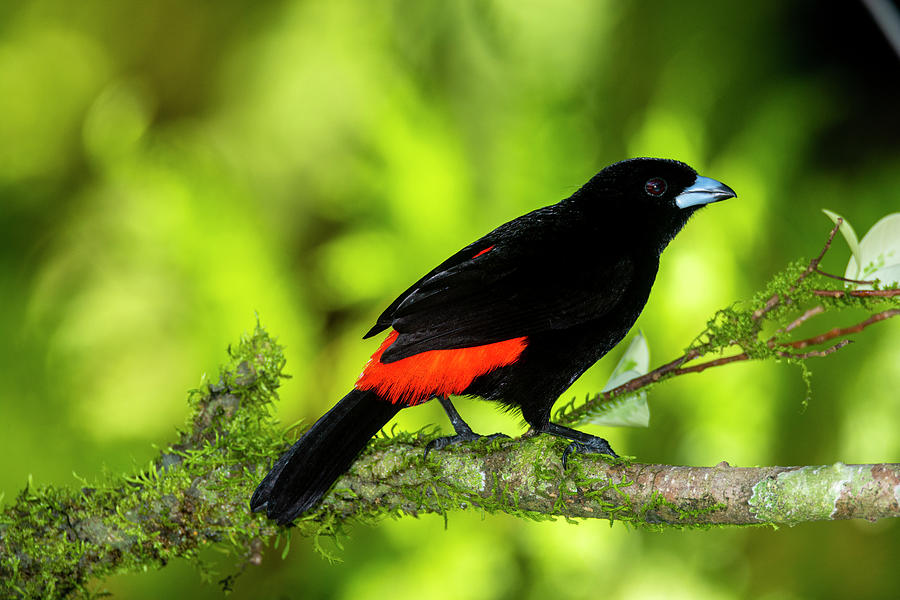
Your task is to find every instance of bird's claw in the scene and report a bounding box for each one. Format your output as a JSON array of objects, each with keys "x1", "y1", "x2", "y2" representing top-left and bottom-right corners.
[{"x1": 561, "y1": 438, "x2": 618, "y2": 470}]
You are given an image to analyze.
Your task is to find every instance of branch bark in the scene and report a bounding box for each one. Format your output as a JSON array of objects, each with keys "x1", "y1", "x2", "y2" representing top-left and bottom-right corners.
[{"x1": 320, "y1": 438, "x2": 900, "y2": 527}]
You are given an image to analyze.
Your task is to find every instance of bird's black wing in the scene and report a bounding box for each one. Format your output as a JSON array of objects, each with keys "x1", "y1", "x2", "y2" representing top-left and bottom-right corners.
[
  {"x1": 367, "y1": 208, "x2": 635, "y2": 362},
  {"x1": 363, "y1": 239, "x2": 498, "y2": 339}
]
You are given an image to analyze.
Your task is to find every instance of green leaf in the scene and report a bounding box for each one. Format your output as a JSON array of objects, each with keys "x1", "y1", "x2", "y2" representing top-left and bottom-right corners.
[
  {"x1": 846, "y1": 212, "x2": 900, "y2": 289},
  {"x1": 583, "y1": 393, "x2": 650, "y2": 428},
  {"x1": 582, "y1": 332, "x2": 650, "y2": 428},
  {"x1": 822, "y1": 209, "x2": 861, "y2": 278}
]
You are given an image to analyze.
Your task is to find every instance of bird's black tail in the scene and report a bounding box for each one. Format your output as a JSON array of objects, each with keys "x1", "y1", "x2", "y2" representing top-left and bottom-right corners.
[{"x1": 250, "y1": 388, "x2": 400, "y2": 525}]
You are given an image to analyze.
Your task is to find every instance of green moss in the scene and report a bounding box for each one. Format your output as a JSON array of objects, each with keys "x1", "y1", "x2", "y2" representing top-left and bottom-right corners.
[
  {"x1": 630, "y1": 490, "x2": 727, "y2": 531},
  {"x1": 0, "y1": 323, "x2": 289, "y2": 599}
]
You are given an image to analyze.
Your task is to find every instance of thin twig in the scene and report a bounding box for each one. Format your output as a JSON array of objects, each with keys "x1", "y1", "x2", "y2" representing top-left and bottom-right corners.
[
  {"x1": 651, "y1": 307, "x2": 898, "y2": 383},
  {"x1": 602, "y1": 349, "x2": 701, "y2": 396},
  {"x1": 657, "y1": 308, "x2": 894, "y2": 383},
  {"x1": 813, "y1": 267, "x2": 876, "y2": 285},
  {"x1": 669, "y1": 352, "x2": 749, "y2": 377},
  {"x1": 813, "y1": 289, "x2": 900, "y2": 298},
  {"x1": 752, "y1": 219, "x2": 843, "y2": 321},
  {"x1": 796, "y1": 219, "x2": 842, "y2": 287},
  {"x1": 783, "y1": 309, "x2": 900, "y2": 349},
  {"x1": 573, "y1": 306, "x2": 897, "y2": 422},
  {"x1": 752, "y1": 295, "x2": 781, "y2": 321},
  {"x1": 664, "y1": 337, "x2": 854, "y2": 379},
  {"x1": 776, "y1": 339, "x2": 853, "y2": 359},
  {"x1": 782, "y1": 305, "x2": 825, "y2": 334},
  {"x1": 603, "y1": 306, "x2": 898, "y2": 400}
]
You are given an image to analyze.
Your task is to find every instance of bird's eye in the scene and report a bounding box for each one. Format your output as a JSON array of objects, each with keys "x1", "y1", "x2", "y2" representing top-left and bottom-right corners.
[{"x1": 644, "y1": 178, "x2": 667, "y2": 197}]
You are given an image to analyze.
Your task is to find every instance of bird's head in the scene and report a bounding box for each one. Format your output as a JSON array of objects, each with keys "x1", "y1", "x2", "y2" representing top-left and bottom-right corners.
[{"x1": 572, "y1": 157, "x2": 736, "y2": 251}]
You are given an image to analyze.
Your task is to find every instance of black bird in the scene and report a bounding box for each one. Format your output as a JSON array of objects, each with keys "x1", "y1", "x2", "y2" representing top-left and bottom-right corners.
[{"x1": 251, "y1": 157, "x2": 736, "y2": 524}]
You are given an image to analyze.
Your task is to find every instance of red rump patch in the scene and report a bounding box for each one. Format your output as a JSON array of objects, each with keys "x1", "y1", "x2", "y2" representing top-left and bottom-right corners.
[
  {"x1": 355, "y1": 330, "x2": 527, "y2": 406},
  {"x1": 472, "y1": 245, "x2": 494, "y2": 258}
]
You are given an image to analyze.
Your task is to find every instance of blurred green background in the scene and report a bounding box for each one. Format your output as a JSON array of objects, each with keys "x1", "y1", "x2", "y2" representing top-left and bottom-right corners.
[{"x1": 2, "y1": 0, "x2": 899, "y2": 598}]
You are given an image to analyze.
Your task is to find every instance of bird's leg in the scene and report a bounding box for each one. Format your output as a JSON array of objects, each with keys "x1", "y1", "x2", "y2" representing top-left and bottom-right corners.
[
  {"x1": 533, "y1": 422, "x2": 618, "y2": 468},
  {"x1": 425, "y1": 396, "x2": 509, "y2": 457}
]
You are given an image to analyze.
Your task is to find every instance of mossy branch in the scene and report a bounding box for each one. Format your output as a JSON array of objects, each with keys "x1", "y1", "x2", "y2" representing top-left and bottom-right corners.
[
  {"x1": 2, "y1": 219, "x2": 899, "y2": 598},
  {"x1": 0, "y1": 327, "x2": 289, "y2": 599}
]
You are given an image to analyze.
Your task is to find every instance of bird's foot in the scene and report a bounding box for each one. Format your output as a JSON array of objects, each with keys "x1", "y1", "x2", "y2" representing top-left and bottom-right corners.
[
  {"x1": 426, "y1": 396, "x2": 510, "y2": 458},
  {"x1": 560, "y1": 437, "x2": 618, "y2": 469},
  {"x1": 425, "y1": 431, "x2": 509, "y2": 459},
  {"x1": 532, "y1": 422, "x2": 618, "y2": 469}
]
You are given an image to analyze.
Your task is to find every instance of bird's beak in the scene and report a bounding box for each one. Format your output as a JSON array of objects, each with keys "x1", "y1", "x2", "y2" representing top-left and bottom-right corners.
[{"x1": 675, "y1": 175, "x2": 737, "y2": 209}]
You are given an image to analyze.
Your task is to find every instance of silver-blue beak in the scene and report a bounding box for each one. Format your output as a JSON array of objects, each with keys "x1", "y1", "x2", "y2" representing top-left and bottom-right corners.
[{"x1": 675, "y1": 175, "x2": 737, "y2": 209}]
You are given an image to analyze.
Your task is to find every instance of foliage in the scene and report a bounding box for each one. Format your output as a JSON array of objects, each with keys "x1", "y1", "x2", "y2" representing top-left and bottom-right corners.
[{"x1": 826, "y1": 211, "x2": 900, "y2": 287}]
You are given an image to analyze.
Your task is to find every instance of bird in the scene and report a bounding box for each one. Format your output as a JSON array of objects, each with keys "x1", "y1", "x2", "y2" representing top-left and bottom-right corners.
[{"x1": 251, "y1": 157, "x2": 736, "y2": 525}]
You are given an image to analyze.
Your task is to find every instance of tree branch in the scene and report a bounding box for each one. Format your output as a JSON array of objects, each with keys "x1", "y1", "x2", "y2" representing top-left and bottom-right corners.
[
  {"x1": 783, "y1": 309, "x2": 900, "y2": 349},
  {"x1": 812, "y1": 289, "x2": 900, "y2": 298},
  {"x1": 812, "y1": 267, "x2": 875, "y2": 285},
  {"x1": 311, "y1": 439, "x2": 900, "y2": 527}
]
